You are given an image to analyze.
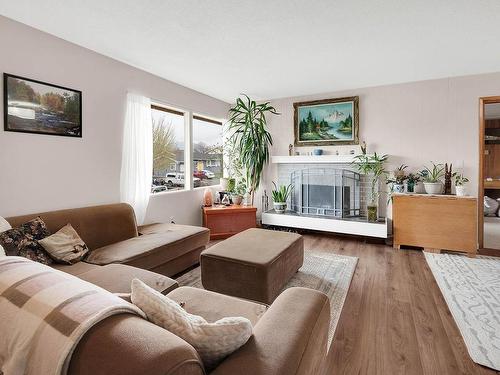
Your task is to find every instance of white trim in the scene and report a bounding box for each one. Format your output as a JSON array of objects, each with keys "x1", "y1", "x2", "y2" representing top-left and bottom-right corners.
[{"x1": 262, "y1": 211, "x2": 388, "y2": 238}]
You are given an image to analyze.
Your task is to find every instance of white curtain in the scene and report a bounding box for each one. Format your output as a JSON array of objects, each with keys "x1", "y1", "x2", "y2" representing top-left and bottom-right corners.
[{"x1": 120, "y1": 93, "x2": 153, "y2": 225}]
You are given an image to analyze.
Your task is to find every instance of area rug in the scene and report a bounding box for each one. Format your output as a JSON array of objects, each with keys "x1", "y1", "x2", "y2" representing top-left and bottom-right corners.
[
  {"x1": 424, "y1": 253, "x2": 500, "y2": 371},
  {"x1": 176, "y1": 250, "x2": 358, "y2": 348}
]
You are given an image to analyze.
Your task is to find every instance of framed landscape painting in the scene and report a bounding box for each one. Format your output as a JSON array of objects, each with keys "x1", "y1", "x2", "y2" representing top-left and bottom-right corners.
[
  {"x1": 3, "y1": 73, "x2": 82, "y2": 137},
  {"x1": 294, "y1": 96, "x2": 359, "y2": 146}
]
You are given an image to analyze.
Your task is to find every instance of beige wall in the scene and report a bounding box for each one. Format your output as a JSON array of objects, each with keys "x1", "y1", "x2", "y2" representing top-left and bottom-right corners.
[
  {"x1": 261, "y1": 73, "x2": 500, "y2": 217},
  {"x1": 0, "y1": 16, "x2": 229, "y2": 224}
]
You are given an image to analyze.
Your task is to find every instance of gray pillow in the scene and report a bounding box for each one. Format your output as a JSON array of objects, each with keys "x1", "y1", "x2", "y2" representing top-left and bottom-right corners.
[{"x1": 484, "y1": 196, "x2": 499, "y2": 216}]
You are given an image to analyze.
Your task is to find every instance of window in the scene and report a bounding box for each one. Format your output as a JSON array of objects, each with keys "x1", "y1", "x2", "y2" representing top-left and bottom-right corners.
[
  {"x1": 193, "y1": 115, "x2": 223, "y2": 187},
  {"x1": 151, "y1": 105, "x2": 185, "y2": 192}
]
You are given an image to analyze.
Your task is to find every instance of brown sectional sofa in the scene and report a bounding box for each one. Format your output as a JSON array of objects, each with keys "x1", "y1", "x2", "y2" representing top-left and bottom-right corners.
[{"x1": 6, "y1": 203, "x2": 209, "y2": 293}]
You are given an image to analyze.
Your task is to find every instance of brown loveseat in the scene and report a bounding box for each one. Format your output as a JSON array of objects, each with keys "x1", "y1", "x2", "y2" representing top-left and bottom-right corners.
[
  {"x1": 69, "y1": 286, "x2": 331, "y2": 375},
  {"x1": 6, "y1": 203, "x2": 209, "y2": 280}
]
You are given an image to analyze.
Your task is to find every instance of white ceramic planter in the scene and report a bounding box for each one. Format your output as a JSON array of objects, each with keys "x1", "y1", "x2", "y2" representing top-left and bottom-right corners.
[
  {"x1": 393, "y1": 184, "x2": 405, "y2": 193},
  {"x1": 455, "y1": 185, "x2": 467, "y2": 197},
  {"x1": 423, "y1": 182, "x2": 443, "y2": 195},
  {"x1": 273, "y1": 202, "x2": 287, "y2": 214}
]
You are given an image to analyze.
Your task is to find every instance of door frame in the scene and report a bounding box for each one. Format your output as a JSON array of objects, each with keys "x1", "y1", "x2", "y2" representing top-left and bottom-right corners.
[{"x1": 478, "y1": 96, "x2": 500, "y2": 250}]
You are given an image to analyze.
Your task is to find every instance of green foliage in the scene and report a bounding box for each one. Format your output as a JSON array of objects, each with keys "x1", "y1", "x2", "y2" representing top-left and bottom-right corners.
[
  {"x1": 352, "y1": 152, "x2": 388, "y2": 204},
  {"x1": 271, "y1": 182, "x2": 293, "y2": 203},
  {"x1": 387, "y1": 164, "x2": 408, "y2": 185},
  {"x1": 152, "y1": 117, "x2": 176, "y2": 175},
  {"x1": 406, "y1": 173, "x2": 421, "y2": 184},
  {"x1": 420, "y1": 162, "x2": 444, "y2": 183},
  {"x1": 453, "y1": 172, "x2": 469, "y2": 186},
  {"x1": 228, "y1": 94, "x2": 279, "y2": 205}
]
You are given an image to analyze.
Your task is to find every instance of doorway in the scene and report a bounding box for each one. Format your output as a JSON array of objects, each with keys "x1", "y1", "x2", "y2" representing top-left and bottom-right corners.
[{"x1": 479, "y1": 97, "x2": 500, "y2": 251}]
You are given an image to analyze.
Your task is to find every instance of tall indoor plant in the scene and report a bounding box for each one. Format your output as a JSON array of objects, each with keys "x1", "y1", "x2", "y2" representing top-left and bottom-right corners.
[
  {"x1": 352, "y1": 152, "x2": 388, "y2": 221},
  {"x1": 228, "y1": 94, "x2": 279, "y2": 205}
]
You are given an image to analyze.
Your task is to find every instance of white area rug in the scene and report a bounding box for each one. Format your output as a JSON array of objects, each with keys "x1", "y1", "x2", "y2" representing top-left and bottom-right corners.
[
  {"x1": 176, "y1": 250, "x2": 358, "y2": 348},
  {"x1": 425, "y1": 253, "x2": 500, "y2": 371}
]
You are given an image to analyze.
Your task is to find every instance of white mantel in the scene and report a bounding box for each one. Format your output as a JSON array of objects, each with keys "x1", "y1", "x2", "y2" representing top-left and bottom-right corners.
[{"x1": 271, "y1": 154, "x2": 377, "y2": 164}]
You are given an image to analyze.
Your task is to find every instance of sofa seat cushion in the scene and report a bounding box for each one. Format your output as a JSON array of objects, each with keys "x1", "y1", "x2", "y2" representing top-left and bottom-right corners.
[
  {"x1": 52, "y1": 261, "x2": 100, "y2": 276},
  {"x1": 85, "y1": 225, "x2": 209, "y2": 271},
  {"x1": 167, "y1": 286, "x2": 268, "y2": 326},
  {"x1": 77, "y1": 264, "x2": 178, "y2": 295}
]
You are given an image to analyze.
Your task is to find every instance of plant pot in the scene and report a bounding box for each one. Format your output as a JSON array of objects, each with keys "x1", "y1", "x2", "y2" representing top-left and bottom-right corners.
[
  {"x1": 423, "y1": 182, "x2": 443, "y2": 195},
  {"x1": 407, "y1": 182, "x2": 415, "y2": 193},
  {"x1": 273, "y1": 202, "x2": 287, "y2": 214},
  {"x1": 367, "y1": 204, "x2": 378, "y2": 222},
  {"x1": 455, "y1": 185, "x2": 467, "y2": 197},
  {"x1": 231, "y1": 194, "x2": 243, "y2": 205},
  {"x1": 393, "y1": 184, "x2": 405, "y2": 193}
]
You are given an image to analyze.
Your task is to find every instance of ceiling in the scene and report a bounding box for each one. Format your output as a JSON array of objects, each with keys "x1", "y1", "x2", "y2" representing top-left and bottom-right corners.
[{"x1": 1, "y1": 0, "x2": 500, "y2": 103}]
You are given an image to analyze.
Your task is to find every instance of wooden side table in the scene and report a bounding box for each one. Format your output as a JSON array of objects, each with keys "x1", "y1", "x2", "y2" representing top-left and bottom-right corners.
[
  {"x1": 392, "y1": 193, "x2": 477, "y2": 256},
  {"x1": 202, "y1": 205, "x2": 257, "y2": 240}
]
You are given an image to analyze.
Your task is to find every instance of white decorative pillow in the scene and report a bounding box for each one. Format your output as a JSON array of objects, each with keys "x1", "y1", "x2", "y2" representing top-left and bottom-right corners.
[
  {"x1": 131, "y1": 278, "x2": 253, "y2": 370},
  {"x1": 38, "y1": 223, "x2": 89, "y2": 264},
  {"x1": 484, "y1": 196, "x2": 499, "y2": 216},
  {"x1": 0, "y1": 216, "x2": 12, "y2": 257}
]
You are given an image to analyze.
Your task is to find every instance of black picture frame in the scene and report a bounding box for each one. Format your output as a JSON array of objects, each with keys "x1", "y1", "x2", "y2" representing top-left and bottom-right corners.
[{"x1": 3, "y1": 73, "x2": 82, "y2": 138}]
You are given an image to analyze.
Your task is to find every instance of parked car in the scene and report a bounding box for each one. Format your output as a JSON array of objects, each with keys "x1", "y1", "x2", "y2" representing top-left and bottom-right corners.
[
  {"x1": 151, "y1": 185, "x2": 167, "y2": 193},
  {"x1": 202, "y1": 170, "x2": 215, "y2": 179},
  {"x1": 193, "y1": 170, "x2": 207, "y2": 180},
  {"x1": 165, "y1": 173, "x2": 201, "y2": 188}
]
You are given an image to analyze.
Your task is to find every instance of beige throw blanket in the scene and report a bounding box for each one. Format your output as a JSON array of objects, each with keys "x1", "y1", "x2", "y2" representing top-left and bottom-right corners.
[{"x1": 0, "y1": 257, "x2": 145, "y2": 375}]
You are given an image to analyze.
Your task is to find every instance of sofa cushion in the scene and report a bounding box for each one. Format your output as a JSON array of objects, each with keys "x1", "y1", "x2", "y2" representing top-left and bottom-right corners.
[
  {"x1": 167, "y1": 286, "x2": 267, "y2": 326},
  {"x1": 6, "y1": 203, "x2": 138, "y2": 251},
  {"x1": 39, "y1": 224, "x2": 89, "y2": 264},
  {"x1": 78, "y1": 264, "x2": 178, "y2": 295},
  {"x1": 52, "y1": 261, "x2": 100, "y2": 276},
  {"x1": 86, "y1": 225, "x2": 209, "y2": 271}
]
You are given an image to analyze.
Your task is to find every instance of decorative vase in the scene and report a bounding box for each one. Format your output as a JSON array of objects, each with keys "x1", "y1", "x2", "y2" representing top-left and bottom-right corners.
[
  {"x1": 423, "y1": 182, "x2": 443, "y2": 195},
  {"x1": 273, "y1": 202, "x2": 287, "y2": 214},
  {"x1": 367, "y1": 203, "x2": 378, "y2": 222},
  {"x1": 203, "y1": 188, "x2": 213, "y2": 207},
  {"x1": 455, "y1": 185, "x2": 467, "y2": 197},
  {"x1": 407, "y1": 181, "x2": 415, "y2": 193},
  {"x1": 231, "y1": 194, "x2": 243, "y2": 205},
  {"x1": 393, "y1": 184, "x2": 405, "y2": 193}
]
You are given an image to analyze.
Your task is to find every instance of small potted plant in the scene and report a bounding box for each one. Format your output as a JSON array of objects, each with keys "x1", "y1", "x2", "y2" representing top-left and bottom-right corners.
[
  {"x1": 406, "y1": 173, "x2": 421, "y2": 193},
  {"x1": 229, "y1": 179, "x2": 247, "y2": 205},
  {"x1": 420, "y1": 162, "x2": 445, "y2": 194},
  {"x1": 271, "y1": 182, "x2": 293, "y2": 214},
  {"x1": 453, "y1": 172, "x2": 469, "y2": 196},
  {"x1": 386, "y1": 164, "x2": 408, "y2": 193}
]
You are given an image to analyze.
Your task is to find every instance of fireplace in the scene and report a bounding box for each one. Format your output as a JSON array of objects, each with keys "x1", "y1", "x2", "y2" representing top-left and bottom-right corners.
[{"x1": 290, "y1": 168, "x2": 361, "y2": 218}]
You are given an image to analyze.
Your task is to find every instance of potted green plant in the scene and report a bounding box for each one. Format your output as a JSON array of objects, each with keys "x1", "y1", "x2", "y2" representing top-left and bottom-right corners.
[
  {"x1": 271, "y1": 182, "x2": 293, "y2": 214},
  {"x1": 386, "y1": 164, "x2": 408, "y2": 193},
  {"x1": 229, "y1": 179, "x2": 247, "y2": 205},
  {"x1": 406, "y1": 173, "x2": 421, "y2": 193},
  {"x1": 453, "y1": 172, "x2": 469, "y2": 196},
  {"x1": 352, "y1": 152, "x2": 388, "y2": 222},
  {"x1": 228, "y1": 95, "x2": 279, "y2": 205},
  {"x1": 420, "y1": 162, "x2": 445, "y2": 194}
]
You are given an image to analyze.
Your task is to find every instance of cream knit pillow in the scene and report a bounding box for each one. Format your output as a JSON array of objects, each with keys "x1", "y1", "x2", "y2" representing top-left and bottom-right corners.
[
  {"x1": 0, "y1": 216, "x2": 12, "y2": 257},
  {"x1": 131, "y1": 278, "x2": 253, "y2": 369}
]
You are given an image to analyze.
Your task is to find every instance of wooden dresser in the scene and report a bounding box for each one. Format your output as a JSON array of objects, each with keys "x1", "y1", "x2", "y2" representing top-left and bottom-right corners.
[
  {"x1": 392, "y1": 193, "x2": 477, "y2": 256},
  {"x1": 202, "y1": 205, "x2": 257, "y2": 240}
]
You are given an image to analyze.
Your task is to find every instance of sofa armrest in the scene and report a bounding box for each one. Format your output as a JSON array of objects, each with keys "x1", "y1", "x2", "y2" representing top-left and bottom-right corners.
[
  {"x1": 69, "y1": 314, "x2": 205, "y2": 375},
  {"x1": 211, "y1": 287, "x2": 330, "y2": 375}
]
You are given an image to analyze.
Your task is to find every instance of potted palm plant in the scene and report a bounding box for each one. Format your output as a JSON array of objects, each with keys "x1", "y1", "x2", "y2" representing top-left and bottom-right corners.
[
  {"x1": 228, "y1": 95, "x2": 279, "y2": 206},
  {"x1": 271, "y1": 182, "x2": 293, "y2": 214},
  {"x1": 453, "y1": 172, "x2": 469, "y2": 196},
  {"x1": 352, "y1": 152, "x2": 388, "y2": 222},
  {"x1": 421, "y1": 162, "x2": 445, "y2": 194}
]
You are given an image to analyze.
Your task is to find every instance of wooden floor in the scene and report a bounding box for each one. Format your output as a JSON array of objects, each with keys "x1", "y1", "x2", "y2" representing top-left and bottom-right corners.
[{"x1": 296, "y1": 233, "x2": 500, "y2": 375}]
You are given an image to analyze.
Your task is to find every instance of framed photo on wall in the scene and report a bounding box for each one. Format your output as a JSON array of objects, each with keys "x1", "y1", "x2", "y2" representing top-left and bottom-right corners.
[
  {"x1": 3, "y1": 73, "x2": 82, "y2": 137},
  {"x1": 294, "y1": 96, "x2": 359, "y2": 146}
]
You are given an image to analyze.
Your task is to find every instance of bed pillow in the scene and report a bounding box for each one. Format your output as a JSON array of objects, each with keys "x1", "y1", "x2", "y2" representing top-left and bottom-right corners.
[
  {"x1": 0, "y1": 217, "x2": 52, "y2": 265},
  {"x1": 131, "y1": 278, "x2": 253, "y2": 370},
  {"x1": 39, "y1": 224, "x2": 89, "y2": 264},
  {"x1": 0, "y1": 216, "x2": 11, "y2": 257}
]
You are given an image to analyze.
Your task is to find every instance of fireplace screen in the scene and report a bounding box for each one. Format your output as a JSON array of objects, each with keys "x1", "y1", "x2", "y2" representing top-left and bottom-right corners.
[{"x1": 290, "y1": 168, "x2": 361, "y2": 218}]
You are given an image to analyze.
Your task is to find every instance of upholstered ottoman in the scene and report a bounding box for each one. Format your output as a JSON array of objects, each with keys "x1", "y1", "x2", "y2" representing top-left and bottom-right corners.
[{"x1": 200, "y1": 228, "x2": 304, "y2": 304}]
